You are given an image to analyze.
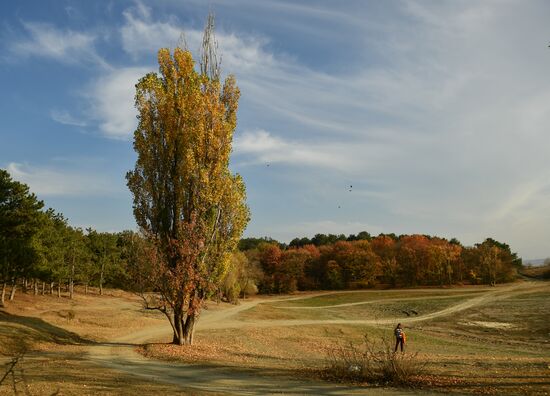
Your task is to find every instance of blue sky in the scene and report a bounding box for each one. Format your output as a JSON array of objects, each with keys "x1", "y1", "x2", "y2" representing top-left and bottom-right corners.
[{"x1": 1, "y1": 1, "x2": 550, "y2": 259}]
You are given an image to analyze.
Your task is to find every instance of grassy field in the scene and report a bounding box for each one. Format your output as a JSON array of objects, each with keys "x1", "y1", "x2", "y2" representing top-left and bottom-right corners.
[
  {"x1": 145, "y1": 281, "x2": 550, "y2": 395},
  {"x1": 0, "y1": 289, "x2": 221, "y2": 395},
  {"x1": 1, "y1": 281, "x2": 549, "y2": 395},
  {"x1": 271, "y1": 288, "x2": 488, "y2": 307},
  {"x1": 237, "y1": 293, "x2": 482, "y2": 321}
]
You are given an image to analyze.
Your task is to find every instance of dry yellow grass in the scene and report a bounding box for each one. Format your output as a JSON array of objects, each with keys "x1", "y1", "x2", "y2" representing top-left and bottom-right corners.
[{"x1": 1, "y1": 282, "x2": 549, "y2": 395}]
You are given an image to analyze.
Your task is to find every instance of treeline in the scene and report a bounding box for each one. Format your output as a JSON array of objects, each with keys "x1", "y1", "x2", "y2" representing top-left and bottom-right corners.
[
  {"x1": 0, "y1": 169, "x2": 136, "y2": 305},
  {"x1": 237, "y1": 233, "x2": 522, "y2": 294},
  {"x1": 1, "y1": 167, "x2": 524, "y2": 306}
]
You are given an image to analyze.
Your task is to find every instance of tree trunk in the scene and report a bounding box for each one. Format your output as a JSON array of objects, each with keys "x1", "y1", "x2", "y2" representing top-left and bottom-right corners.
[
  {"x1": 33, "y1": 280, "x2": 38, "y2": 295},
  {"x1": 1, "y1": 282, "x2": 6, "y2": 307},
  {"x1": 171, "y1": 310, "x2": 197, "y2": 346},
  {"x1": 41, "y1": 282, "x2": 45, "y2": 295},
  {"x1": 99, "y1": 243, "x2": 106, "y2": 296},
  {"x1": 182, "y1": 313, "x2": 196, "y2": 345},
  {"x1": 57, "y1": 283, "x2": 61, "y2": 298},
  {"x1": 50, "y1": 282, "x2": 54, "y2": 295},
  {"x1": 9, "y1": 279, "x2": 16, "y2": 301},
  {"x1": 99, "y1": 261, "x2": 105, "y2": 296},
  {"x1": 173, "y1": 311, "x2": 183, "y2": 345},
  {"x1": 70, "y1": 253, "x2": 75, "y2": 299},
  {"x1": 186, "y1": 315, "x2": 196, "y2": 345},
  {"x1": 23, "y1": 278, "x2": 28, "y2": 293}
]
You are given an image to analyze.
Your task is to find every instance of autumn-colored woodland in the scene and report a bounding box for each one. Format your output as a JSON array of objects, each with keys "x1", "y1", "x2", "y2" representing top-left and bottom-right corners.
[{"x1": 239, "y1": 234, "x2": 521, "y2": 294}]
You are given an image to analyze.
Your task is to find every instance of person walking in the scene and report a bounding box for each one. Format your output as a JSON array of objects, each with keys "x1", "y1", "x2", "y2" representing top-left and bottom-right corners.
[{"x1": 394, "y1": 323, "x2": 405, "y2": 352}]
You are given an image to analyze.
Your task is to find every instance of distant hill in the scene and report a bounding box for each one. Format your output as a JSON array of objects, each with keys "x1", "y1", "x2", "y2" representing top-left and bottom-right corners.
[{"x1": 523, "y1": 258, "x2": 548, "y2": 266}]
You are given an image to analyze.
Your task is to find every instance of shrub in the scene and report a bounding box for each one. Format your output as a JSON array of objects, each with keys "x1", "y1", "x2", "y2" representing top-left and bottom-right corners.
[{"x1": 324, "y1": 332, "x2": 424, "y2": 386}]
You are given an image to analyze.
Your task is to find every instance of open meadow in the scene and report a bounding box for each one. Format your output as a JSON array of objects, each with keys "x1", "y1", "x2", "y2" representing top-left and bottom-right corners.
[{"x1": 1, "y1": 280, "x2": 549, "y2": 395}]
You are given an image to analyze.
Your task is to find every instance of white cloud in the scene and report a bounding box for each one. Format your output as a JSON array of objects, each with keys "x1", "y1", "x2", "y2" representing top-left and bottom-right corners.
[
  {"x1": 87, "y1": 67, "x2": 150, "y2": 139},
  {"x1": 234, "y1": 129, "x2": 380, "y2": 171},
  {"x1": 120, "y1": 3, "x2": 183, "y2": 57},
  {"x1": 7, "y1": 162, "x2": 119, "y2": 197},
  {"x1": 9, "y1": 22, "x2": 108, "y2": 68},
  {"x1": 50, "y1": 109, "x2": 87, "y2": 127},
  {"x1": 90, "y1": 3, "x2": 272, "y2": 140},
  {"x1": 21, "y1": 1, "x2": 548, "y2": 257},
  {"x1": 119, "y1": 2, "x2": 271, "y2": 72}
]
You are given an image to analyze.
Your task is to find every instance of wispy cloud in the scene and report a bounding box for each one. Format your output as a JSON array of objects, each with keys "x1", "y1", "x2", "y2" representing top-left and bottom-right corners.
[
  {"x1": 92, "y1": 2, "x2": 272, "y2": 139},
  {"x1": 50, "y1": 109, "x2": 87, "y2": 127},
  {"x1": 120, "y1": 2, "x2": 183, "y2": 57},
  {"x1": 7, "y1": 162, "x2": 119, "y2": 197},
  {"x1": 119, "y1": 1, "x2": 271, "y2": 72},
  {"x1": 8, "y1": 21, "x2": 109, "y2": 68},
  {"x1": 234, "y1": 129, "x2": 396, "y2": 172},
  {"x1": 5, "y1": 1, "x2": 549, "y2": 257}
]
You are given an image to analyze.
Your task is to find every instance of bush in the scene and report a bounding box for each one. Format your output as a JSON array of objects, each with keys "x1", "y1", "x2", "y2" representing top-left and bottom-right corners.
[{"x1": 324, "y1": 332, "x2": 424, "y2": 386}]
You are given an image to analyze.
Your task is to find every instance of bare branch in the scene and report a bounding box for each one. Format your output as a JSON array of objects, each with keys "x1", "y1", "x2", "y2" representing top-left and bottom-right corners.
[{"x1": 200, "y1": 12, "x2": 221, "y2": 81}]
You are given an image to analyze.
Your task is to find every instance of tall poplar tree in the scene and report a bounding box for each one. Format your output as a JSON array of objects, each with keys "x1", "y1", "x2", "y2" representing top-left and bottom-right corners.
[{"x1": 126, "y1": 15, "x2": 249, "y2": 345}]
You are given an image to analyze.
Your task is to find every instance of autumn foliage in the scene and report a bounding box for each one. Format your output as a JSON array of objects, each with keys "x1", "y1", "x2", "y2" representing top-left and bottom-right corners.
[
  {"x1": 243, "y1": 234, "x2": 521, "y2": 292},
  {"x1": 126, "y1": 16, "x2": 249, "y2": 345}
]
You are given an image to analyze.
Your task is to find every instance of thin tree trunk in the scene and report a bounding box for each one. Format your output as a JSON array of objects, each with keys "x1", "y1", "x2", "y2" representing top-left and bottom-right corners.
[
  {"x1": 57, "y1": 283, "x2": 61, "y2": 298},
  {"x1": 41, "y1": 282, "x2": 45, "y2": 295},
  {"x1": 50, "y1": 282, "x2": 54, "y2": 295},
  {"x1": 23, "y1": 278, "x2": 28, "y2": 293},
  {"x1": 99, "y1": 242, "x2": 106, "y2": 296},
  {"x1": 9, "y1": 279, "x2": 16, "y2": 301},
  {"x1": 70, "y1": 250, "x2": 75, "y2": 299},
  {"x1": 99, "y1": 261, "x2": 105, "y2": 296},
  {"x1": 1, "y1": 282, "x2": 6, "y2": 307},
  {"x1": 33, "y1": 280, "x2": 38, "y2": 295}
]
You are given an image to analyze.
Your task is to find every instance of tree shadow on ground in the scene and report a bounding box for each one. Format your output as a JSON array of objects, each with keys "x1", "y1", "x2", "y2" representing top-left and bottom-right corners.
[{"x1": 0, "y1": 310, "x2": 92, "y2": 347}]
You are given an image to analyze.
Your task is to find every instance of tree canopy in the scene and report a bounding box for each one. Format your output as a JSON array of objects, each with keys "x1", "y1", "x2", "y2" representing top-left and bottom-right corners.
[{"x1": 126, "y1": 16, "x2": 249, "y2": 345}]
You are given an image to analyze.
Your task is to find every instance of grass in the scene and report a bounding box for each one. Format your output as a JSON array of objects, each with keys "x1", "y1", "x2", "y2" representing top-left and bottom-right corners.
[
  {"x1": 272, "y1": 288, "x2": 487, "y2": 308},
  {"x1": 0, "y1": 289, "x2": 221, "y2": 395},
  {"x1": 1, "y1": 281, "x2": 549, "y2": 395},
  {"x1": 237, "y1": 293, "x2": 479, "y2": 322},
  {"x1": 151, "y1": 281, "x2": 550, "y2": 394}
]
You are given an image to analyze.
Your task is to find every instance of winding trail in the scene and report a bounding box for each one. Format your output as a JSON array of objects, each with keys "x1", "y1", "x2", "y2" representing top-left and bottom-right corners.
[{"x1": 87, "y1": 282, "x2": 541, "y2": 395}]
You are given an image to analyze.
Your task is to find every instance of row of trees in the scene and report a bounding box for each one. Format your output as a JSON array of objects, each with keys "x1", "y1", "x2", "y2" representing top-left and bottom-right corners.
[
  {"x1": 238, "y1": 234, "x2": 521, "y2": 294},
  {"x1": 0, "y1": 168, "x2": 136, "y2": 306},
  {"x1": 0, "y1": 163, "x2": 522, "y2": 302}
]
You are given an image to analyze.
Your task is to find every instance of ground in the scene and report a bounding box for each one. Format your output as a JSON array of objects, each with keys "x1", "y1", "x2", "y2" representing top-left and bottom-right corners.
[{"x1": 0, "y1": 281, "x2": 549, "y2": 395}]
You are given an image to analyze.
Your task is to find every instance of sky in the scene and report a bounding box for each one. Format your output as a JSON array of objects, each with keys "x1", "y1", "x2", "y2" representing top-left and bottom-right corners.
[{"x1": 1, "y1": 1, "x2": 549, "y2": 260}]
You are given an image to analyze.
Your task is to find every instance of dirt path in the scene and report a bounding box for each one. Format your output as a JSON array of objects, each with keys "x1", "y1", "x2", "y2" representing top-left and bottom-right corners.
[{"x1": 86, "y1": 282, "x2": 540, "y2": 395}]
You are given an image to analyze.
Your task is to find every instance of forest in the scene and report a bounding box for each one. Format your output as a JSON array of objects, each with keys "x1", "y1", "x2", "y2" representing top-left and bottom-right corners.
[{"x1": 1, "y1": 167, "x2": 522, "y2": 307}]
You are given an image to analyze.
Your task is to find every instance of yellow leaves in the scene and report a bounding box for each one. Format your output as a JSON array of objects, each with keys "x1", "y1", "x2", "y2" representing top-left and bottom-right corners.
[{"x1": 127, "y1": 45, "x2": 249, "y2": 312}]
